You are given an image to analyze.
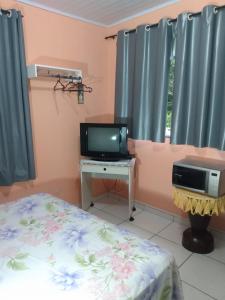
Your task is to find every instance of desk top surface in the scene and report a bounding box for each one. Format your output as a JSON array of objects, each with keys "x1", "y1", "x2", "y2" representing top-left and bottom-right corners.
[{"x1": 80, "y1": 158, "x2": 135, "y2": 167}]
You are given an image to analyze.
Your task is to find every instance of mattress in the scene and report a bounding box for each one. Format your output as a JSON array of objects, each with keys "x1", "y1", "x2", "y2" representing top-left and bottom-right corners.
[{"x1": 0, "y1": 193, "x2": 183, "y2": 300}]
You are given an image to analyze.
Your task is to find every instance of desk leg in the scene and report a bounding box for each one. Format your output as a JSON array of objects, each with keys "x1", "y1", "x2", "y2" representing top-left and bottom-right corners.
[
  {"x1": 81, "y1": 172, "x2": 93, "y2": 210},
  {"x1": 128, "y1": 168, "x2": 135, "y2": 221}
]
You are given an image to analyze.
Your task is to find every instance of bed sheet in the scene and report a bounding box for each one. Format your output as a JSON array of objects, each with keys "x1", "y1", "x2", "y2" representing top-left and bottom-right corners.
[{"x1": 0, "y1": 193, "x2": 183, "y2": 300}]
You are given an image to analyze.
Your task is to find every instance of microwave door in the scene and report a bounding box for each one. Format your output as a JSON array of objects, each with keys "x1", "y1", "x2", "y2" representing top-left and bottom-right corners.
[{"x1": 173, "y1": 166, "x2": 207, "y2": 192}]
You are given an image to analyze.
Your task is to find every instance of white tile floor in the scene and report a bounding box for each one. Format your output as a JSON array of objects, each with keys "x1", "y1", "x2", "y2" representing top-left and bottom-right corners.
[{"x1": 88, "y1": 195, "x2": 225, "y2": 300}]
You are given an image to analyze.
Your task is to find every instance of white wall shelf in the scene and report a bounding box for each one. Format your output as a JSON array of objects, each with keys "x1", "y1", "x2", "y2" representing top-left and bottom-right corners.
[{"x1": 27, "y1": 64, "x2": 82, "y2": 81}]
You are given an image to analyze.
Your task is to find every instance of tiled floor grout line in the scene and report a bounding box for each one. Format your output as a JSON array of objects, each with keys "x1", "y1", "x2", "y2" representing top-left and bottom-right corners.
[
  {"x1": 88, "y1": 206, "x2": 124, "y2": 225},
  {"x1": 131, "y1": 209, "x2": 144, "y2": 217},
  {"x1": 178, "y1": 253, "x2": 193, "y2": 269},
  {"x1": 98, "y1": 203, "x2": 144, "y2": 218},
  {"x1": 97, "y1": 204, "x2": 178, "y2": 242},
  {"x1": 93, "y1": 205, "x2": 158, "y2": 234},
  {"x1": 91, "y1": 201, "x2": 225, "y2": 266},
  {"x1": 92, "y1": 205, "x2": 185, "y2": 250},
  {"x1": 94, "y1": 204, "x2": 184, "y2": 245},
  {"x1": 96, "y1": 204, "x2": 143, "y2": 222},
  {"x1": 97, "y1": 195, "x2": 225, "y2": 238},
  {"x1": 182, "y1": 280, "x2": 218, "y2": 300},
  {"x1": 90, "y1": 198, "x2": 225, "y2": 299},
  {"x1": 152, "y1": 233, "x2": 189, "y2": 247},
  {"x1": 204, "y1": 254, "x2": 225, "y2": 266},
  {"x1": 147, "y1": 232, "x2": 225, "y2": 274},
  {"x1": 117, "y1": 220, "x2": 127, "y2": 225},
  {"x1": 148, "y1": 233, "x2": 158, "y2": 240},
  {"x1": 156, "y1": 220, "x2": 174, "y2": 235},
  {"x1": 90, "y1": 205, "x2": 129, "y2": 224},
  {"x1": 119, "y1": 220, "x2": 156, "y2": 235},
  {"x1": 103, "y1": 214, "x2": 130, "y2": 224},
  {"x1": 90, "y1": 202, "x2": 225, "y2": 299}
]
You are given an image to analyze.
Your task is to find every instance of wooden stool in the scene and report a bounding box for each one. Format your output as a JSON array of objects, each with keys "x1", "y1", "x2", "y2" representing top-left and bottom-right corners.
[
  {"x1": 173, "y1": 187, "x2": 225, "y2": 254},
  {"x1": 182, "y1": 212, "x2": 214, "y2": 254}
]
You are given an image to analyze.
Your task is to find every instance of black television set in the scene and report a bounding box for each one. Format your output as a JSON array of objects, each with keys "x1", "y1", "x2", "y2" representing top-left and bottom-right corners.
[{"x1": 80, "y1": 123, "x2": 131, "y2": 161}]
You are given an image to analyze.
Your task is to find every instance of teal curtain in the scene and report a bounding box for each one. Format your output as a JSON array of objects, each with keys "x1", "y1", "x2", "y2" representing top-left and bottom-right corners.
[
  {"x1": 0, "y1": 9, "x2": 35, "y2": 185},
  {"x1": 171, "y1": 5, "x2": 225, "y2": 150},
  {"x1": 115, "y1": 20, "x2": 173, "y2": 142},
  {"x1": 114, "y1": 30, "x2": 136, "y2": 129}
]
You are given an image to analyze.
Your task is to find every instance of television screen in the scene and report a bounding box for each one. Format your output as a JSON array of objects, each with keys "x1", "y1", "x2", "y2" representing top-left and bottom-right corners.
[
  {"x1": 88, "y1": 127, "x2": 120, "y2": 152},
  {"x1": 80, "y1": 123, "x2": 129, "y2": 161}
]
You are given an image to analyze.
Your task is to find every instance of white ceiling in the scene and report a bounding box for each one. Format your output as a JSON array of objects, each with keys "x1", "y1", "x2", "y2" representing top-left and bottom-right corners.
[{"x1": 18, "y1": 0, "x2": 179, "y2": 27}]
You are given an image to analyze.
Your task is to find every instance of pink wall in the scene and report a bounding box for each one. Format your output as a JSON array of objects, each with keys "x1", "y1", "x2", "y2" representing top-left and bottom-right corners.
[
  {"x1": 105, "y1": 0, "x2": 225, "y2": 231},
  {"x1": 0, "y1": 0, "x2": 110, "y2": 204}
]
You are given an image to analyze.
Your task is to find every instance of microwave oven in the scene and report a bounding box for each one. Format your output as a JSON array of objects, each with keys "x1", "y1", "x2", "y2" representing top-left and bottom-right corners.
[{"x1": 172, "y1": 157, "x2": 225, "y2": 197}]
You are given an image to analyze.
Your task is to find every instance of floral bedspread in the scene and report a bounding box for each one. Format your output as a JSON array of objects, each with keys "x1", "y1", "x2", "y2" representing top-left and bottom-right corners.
[{"x1": 0, "y1": 193, "x2": 183, "y2": 300}]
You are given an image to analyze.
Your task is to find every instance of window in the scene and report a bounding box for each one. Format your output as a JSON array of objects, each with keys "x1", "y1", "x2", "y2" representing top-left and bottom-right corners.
[{"x1": 166, "y1": 57, "x2": 175, "y2": 137}]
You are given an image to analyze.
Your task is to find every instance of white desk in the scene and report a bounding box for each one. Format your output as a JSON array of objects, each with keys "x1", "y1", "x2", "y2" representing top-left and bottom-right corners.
[{"x1": 80, "y1": 158, "x2": 136, "y2": 221}]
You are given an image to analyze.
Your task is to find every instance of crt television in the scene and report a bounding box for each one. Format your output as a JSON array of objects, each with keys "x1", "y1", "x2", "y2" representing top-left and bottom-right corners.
[{"x1": 80, "y1": 123, "x2": 130, "y2": 160}]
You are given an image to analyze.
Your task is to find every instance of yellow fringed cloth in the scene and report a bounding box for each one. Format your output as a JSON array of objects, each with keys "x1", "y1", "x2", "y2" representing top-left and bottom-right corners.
[{"x1": 173, "y1": 187, "x2": 225, "y2": 216}]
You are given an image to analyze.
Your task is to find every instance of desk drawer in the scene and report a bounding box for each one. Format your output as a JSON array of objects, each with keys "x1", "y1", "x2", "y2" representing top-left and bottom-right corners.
[{"x1": 81, "y1": 164, "x2": 129, "y2": 175}]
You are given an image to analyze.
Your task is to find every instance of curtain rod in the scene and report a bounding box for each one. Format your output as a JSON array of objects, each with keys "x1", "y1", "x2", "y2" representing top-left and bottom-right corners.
[
  {"x1": 105, "y1": 4, "x2": 225, "y2": 40},
  {"x1": 1, "y1": 9, "x2": 24, "y2": 17}
]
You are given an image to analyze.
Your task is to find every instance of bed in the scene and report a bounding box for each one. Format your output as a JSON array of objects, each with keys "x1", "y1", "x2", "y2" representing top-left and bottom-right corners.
[{"x1": 0, "y1": 193, "x2": 183, "y2": 300}]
